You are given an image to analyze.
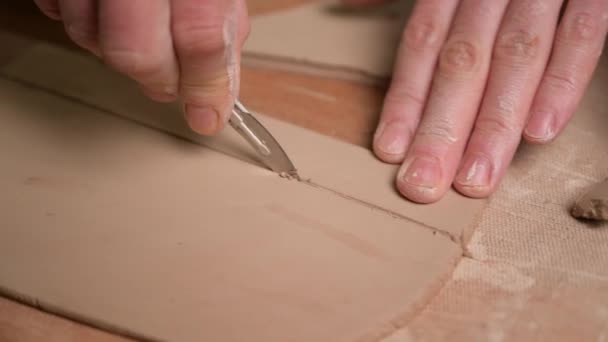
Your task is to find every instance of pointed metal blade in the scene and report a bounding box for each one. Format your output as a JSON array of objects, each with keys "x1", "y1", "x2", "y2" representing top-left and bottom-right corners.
[{"x1": 229, "y1": 108, "x2": 298, "y2": 178}]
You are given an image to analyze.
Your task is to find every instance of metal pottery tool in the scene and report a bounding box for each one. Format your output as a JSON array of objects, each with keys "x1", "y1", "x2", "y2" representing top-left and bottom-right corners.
[{"x1": 229, "y1": 100, "x2": 298, "y2": 178}]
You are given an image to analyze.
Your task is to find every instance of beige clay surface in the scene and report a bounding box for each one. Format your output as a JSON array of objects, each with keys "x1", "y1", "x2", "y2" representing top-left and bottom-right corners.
[
  {"x1": 244, "y1": 1, "x2": 410, "y2": 79},
  {"x1": 0, "y1": 44, "x2": 484, "y2": 341},
  {"x1": 1, "y1": 44, "x2": 484, "y2": 242}
]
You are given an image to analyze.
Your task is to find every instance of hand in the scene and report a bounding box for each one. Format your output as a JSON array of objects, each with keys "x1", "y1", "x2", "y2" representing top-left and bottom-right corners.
[
  {"x1": 345, "y1": 0, "x2": 608, "y2": 203},
  {"x1": 34, "y1": 0, "x2": 250, "y2": 135}
]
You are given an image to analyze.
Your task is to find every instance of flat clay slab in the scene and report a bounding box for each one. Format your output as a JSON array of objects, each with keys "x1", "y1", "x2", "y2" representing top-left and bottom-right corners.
[
  {"x1": 0, "y1": 44, "x2": 485, "y2": 341},
  {"x1": 0, "y1": 77, "x2": 458, "y2": 341},
  {"x1": 0, "y1": 44, "x2": 485, "y2": 243},
  {"x1": 244, "y1": 1, "x2": 410, "y2": 79}
]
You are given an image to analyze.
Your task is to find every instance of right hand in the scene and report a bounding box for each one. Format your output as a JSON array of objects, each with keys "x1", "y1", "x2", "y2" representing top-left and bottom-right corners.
[
  {"x1": 34, "y1": 0, "x2": 251, "y2": 135},
  {"x1": 343, "y1": 0, "x2": 608, "y2": 203}
]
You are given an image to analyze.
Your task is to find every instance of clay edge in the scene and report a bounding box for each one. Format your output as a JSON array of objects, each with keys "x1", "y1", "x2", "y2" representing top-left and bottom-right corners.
[
  {"x1": 0, "y1": 285, "x2": 160, "y2": 342},
  {"x1": 0, "y1": 71, "x2": 465, "y2": 245}
]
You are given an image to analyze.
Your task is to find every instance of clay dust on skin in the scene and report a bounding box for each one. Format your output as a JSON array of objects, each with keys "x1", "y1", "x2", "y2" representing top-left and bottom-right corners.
[{"x1": 223, "y1": 1, "x2": 239, "y2": 116}]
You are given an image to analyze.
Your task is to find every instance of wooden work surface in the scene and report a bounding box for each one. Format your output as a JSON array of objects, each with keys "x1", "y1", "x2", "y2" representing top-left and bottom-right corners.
[{"x1": 0, "y1": 1, "x2": 386, "y2": 341}]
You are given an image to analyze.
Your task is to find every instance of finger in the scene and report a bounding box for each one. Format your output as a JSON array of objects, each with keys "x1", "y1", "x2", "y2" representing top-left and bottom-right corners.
[
  {"x1": 98, "y1": 0, "x2": 179, "y2": 101},
  {"x1": 171, "y1": 0, "x2": 250, "y2": 135},
  {"x1": 58, "y1": 0, "x2": 99, "y2": 54},
  {"x1": 373, "y1": 0, "x2": 459, "y2": 164},
  {"x1": 454, "y1": 0, "x2": 564, "y2": 198},
  {"x1": 33, "y1": 0, "x2": 61, "y2": 20},
  {"x1": 99, "y1": 0, "x2": 179, "y2": 103},
  {"x1": 396, "y1": 0, "x2": 510, "y2": 204},
  {"x1": 524, "y1": 0, "x2": 608, "y2": 144}
]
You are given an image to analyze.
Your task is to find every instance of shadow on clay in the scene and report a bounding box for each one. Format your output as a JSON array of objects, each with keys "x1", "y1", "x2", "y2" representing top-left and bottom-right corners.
[
  {"x1": 3, "y1": 73, "x2": 267, "y2": 173},
  {"x1": 324, "y1": 0, "x2": 414, "y2": 20}
]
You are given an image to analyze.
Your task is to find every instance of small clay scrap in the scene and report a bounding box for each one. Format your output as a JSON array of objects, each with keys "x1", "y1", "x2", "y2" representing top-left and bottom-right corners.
[{"x1": 571, "y1": 179, "x2": 608, "y2": 221}]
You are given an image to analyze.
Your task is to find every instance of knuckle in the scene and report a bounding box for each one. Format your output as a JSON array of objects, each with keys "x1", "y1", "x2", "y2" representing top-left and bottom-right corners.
[
  {"x1": 385, "y1": 84, "x2": 426, "y2": 108},
  {"x1": 416, "y1": 117, "x2": 459, "y2": 145},
  {"x1": 493, "y1": 29, "x2": 540, "y2": 63},
  {"x1": 180, "y1": 77, "x2": 230, "y2": 103},
  {"x1": 496, "y1": 94, "x2": 517, "y2": 116},
  {"x1": 474, "y1": 115, "x2": 520, "y2": 138},
  {"x1": 543, "y1": 72, "x2": 578, "y2": 93},
  {"x1": 403, "y1": 18, "x2": 442, "y2": 51},
  {"x1": 438, "y1": 40, "x2": 480, "y2": 77},
  {"x1": 172, "y1": 20, "x2": 225, "y2": 58},
  {"x1": 561, "y1": 12, "x2": 602, "y2": 42}
]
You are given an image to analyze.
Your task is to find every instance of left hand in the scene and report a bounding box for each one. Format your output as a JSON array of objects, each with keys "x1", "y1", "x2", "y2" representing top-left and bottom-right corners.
[{"x1": 344, "y1": 0, "x2": 608, "y2": 203}]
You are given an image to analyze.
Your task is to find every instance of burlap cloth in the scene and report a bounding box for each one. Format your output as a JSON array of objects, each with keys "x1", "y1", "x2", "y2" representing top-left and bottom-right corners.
[{"x1": 386, "y1": 51, "x2": 608, "y2": 341}]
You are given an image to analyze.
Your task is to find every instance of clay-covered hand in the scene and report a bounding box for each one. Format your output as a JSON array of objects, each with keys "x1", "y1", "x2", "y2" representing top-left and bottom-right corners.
[
  {"x1": 34, "y1": 0, "x2": 250, "y2": 135},
  {"x1": 344, "y1": 0, "x2": 608, "y2": 203}
]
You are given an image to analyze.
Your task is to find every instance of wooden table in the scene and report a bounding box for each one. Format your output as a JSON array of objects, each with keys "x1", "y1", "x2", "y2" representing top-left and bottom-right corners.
[
  {"x1": 0, "y1": 1, "x2": 387, "y2": 341},
  {"x1": 5, "y1": 1, "x2": 607, "y2": 341}
]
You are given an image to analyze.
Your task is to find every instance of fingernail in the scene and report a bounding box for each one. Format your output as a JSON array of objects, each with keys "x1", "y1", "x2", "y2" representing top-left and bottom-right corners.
[
  {"x1": 375, "y1": 121, "x2": 410, "y2": 156},
  {"x1": 184, "y1": 105, "x2": 219, "y2": 135},
  {"x1": 525, "y1": 112, "x2": 555, "y2": 142},
  {"x1": 402, "y1": 156, "x2": 441, "y2": 189},
  {"x1": 456, "y1": 154, "x2": 492, "y2": 188}
]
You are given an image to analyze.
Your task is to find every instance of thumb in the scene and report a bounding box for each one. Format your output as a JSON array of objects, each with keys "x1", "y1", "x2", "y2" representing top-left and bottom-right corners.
[{"x1": 171, "y1": 0, "x2": 250, "y2": 135}]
